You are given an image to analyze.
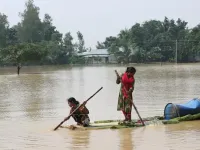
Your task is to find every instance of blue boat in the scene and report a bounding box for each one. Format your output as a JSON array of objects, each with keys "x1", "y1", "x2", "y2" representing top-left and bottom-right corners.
[{"x1": 164, "y1": 98, "x2": 200, "y2": 120}]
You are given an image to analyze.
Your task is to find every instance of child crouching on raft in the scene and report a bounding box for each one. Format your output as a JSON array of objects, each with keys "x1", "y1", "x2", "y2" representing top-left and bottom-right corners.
[{"x1": 64, "y1": 97, "x2": 90, "y2": 127}]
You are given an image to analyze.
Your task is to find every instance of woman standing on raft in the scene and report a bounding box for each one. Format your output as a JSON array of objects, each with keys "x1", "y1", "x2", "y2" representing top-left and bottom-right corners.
[{"x1": 116, "y1": 67, "x2": 136, "y2": 122}]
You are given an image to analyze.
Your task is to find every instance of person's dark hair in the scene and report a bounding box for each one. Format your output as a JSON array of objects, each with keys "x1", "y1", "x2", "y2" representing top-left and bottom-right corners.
[
  {"x1": 128, "y1": 67, "x2": 136, "y2": 74},
  {"x1": 67, "y1": 97, "x2": 79, "y2": 105},
  {"x1": 126, "y1": 67, "x2": 130, "y2": 72}
]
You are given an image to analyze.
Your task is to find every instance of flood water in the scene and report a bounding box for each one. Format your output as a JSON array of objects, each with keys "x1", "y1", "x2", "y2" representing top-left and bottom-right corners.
[{"x1": 0, "y1": 64, "x2": 200, "y2": 150}]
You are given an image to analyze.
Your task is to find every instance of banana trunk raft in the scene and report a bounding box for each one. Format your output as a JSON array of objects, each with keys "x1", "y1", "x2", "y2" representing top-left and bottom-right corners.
[{"x1": 60, "y1": 113, "x2": 200, "y2": 130}]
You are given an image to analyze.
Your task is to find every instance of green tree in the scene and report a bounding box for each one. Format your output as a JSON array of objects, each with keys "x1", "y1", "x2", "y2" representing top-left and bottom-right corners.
[
  {"x1": 77, "y1": 31, "x2": 86, "y2": 53},
  {"x1": 42, "y1": 13, "x2": 56, "y2": 41},
  {"x1": 96, "y1": 41, "x2": 105, "y2": 49},
  {"x1": 63, "y1": 32, "x2": 74, "y2": 56},
  {"x1": 0, "y1": 13, "x2": 9, "y2": 48},
  {"x1": 18, "y1": 0, "x2": 43, "y2": 42},
  {"x1": 6, "y1": 27, "x2": 19, "y2": 45},
  {"x1": 100, "y1": 17, "x2": 190, "y2": 63}
]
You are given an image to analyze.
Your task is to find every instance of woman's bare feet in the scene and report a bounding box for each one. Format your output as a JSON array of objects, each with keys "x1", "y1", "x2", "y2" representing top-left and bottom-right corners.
[{"x1": 123, "y1": 118, "x2": 128, "y2": 123}]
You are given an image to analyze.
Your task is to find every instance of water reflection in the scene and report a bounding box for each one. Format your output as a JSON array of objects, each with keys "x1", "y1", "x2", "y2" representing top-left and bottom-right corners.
[
  {"x1": 118, "y1": 129, "x2": 134, "y2": 150},
  {"x1": 68, "y1": 130, "x2": 90, "y2": 149},
  {"x1": 165, "y1": 121, "x2": 200, "y2": 132},
  {"x1": 18, "y1": 75, "x2": 45, "y2": 120},
  {"x1": 0, "y1": 76, "x2": 12, "y2": 119},
  {"x1": 163, "y1": 121, "x2": 200, "y2": 150},
  {"x1": 57, "y1": 129, "x2": 91, "y2": 149}
]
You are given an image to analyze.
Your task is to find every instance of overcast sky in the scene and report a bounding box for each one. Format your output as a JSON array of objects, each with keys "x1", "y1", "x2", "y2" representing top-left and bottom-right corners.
[{"x1": 0, "y1": 0, "x2": 200, "y2": 48}]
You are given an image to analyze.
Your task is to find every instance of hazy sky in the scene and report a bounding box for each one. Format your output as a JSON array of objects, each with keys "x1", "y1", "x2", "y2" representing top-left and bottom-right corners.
[{"x1": 0, "y1": 0, "x2": 200, "y2": 48}]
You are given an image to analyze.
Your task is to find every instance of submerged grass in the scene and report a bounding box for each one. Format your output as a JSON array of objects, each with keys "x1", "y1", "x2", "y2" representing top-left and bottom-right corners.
[
  {"x1": 162, "y1": 113, "x2": 200, "y2": 124},
  {"x1": 94, "y1": 120, "x2": 121, "y2": 123},
  {"x1": 94, "y1": 113, "x2": 200, "y2": 126},
  {"x1": 94, "y1": 116, "x2": 164, "y2": 124}
]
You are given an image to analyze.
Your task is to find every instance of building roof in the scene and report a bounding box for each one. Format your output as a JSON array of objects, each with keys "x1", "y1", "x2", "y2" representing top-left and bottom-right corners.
[{"x1": 77, "y1": 49, "x2": 109, "y2": 57}]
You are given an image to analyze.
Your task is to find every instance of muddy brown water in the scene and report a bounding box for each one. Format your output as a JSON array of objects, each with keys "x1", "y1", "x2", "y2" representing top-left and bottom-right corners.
[{"x1": 0, "y1": 64, "x2": 200, "y2": 150}]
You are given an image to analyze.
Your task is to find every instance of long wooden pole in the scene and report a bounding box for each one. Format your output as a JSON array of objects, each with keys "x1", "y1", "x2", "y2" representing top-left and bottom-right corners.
[
  {"x1": 53, "y1": 87, "x2": 103, "y2": 131},
  {"x1": 132, "y1": 102, "x2": 145, "y2": 126},
  {"x1": 115, "y1": 70, "x2": 145, "y2": 126}
]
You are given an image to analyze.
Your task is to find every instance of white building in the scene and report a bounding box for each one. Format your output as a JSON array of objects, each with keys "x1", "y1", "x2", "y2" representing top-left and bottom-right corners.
[{"x1": 77, "y1": 49, "x2": 117, "y2": 64}]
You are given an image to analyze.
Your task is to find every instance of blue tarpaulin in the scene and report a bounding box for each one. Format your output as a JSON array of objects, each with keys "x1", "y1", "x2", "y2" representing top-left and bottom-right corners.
[{"x1": 164, "y1": 98, "x2": 200, "y2": 120}]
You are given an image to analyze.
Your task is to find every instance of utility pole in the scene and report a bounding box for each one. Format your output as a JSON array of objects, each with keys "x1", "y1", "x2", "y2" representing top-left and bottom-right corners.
[{"x1": 175, "y1": 40, "x2": 178, "y2": 64}]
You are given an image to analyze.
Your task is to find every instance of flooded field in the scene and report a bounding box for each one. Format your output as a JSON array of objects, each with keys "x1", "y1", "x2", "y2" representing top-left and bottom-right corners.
[{"x1": 0, "y1": 64, "x2": 200, "y2": 150}]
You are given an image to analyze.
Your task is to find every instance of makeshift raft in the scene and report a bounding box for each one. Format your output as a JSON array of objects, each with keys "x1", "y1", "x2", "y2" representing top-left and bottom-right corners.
[
  {"x1": 60, "y1": 116, "x2": 161, "y2": 130},
  {"x1": 60, "y1": 98, "x2": 200, "y2": 130},
  {"x1": 60, "y1": 113, "x2": 200, "y2": 130}
]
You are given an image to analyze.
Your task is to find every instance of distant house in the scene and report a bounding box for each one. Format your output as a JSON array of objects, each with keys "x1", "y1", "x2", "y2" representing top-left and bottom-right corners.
[{"x1": 77, "y1": 49, "x2": 117, "y2": 64}]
